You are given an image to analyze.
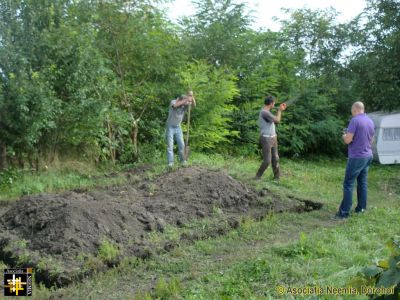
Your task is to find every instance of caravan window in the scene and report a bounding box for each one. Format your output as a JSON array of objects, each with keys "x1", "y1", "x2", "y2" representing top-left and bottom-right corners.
[{"x1": 382, "y1": 128, "x2": 400, "y2": 141}]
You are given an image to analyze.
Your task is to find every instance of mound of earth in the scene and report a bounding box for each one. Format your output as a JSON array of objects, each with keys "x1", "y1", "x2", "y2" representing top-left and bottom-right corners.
[{"x1": 0, "y1": 166, "x2": 322, "y2": 287}]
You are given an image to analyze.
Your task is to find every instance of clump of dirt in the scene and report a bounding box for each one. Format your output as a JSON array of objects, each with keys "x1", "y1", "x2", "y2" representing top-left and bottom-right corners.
[{"x1": 0, "y1": 166, "x2": 322, "y2": 287}]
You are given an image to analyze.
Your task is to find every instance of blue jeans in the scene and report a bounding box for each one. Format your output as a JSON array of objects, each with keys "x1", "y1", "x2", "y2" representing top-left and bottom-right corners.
[
  {"x1": 166, "y1": 126, "x2": 185, "y2": 165},
  {"x1": 338, "y1": 157, "x2": 373, "y2": 217}
]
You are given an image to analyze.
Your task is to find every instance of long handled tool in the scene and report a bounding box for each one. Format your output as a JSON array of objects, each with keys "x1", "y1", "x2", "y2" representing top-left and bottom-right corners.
[
  {"x1": 184, "y1": 104, "x2": 191, "y2": 160},
  {"x1": 283, "y1": 97, "x2": 300, "y2": 106}
]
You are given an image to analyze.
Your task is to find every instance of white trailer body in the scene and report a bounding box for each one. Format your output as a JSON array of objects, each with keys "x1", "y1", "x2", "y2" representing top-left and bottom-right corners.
[{"x1": 368, "y1": 112, "x2": 400, "y2": 164}]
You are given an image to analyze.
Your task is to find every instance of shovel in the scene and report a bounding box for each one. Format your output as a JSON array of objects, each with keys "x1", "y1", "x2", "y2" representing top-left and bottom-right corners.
[{"x1": 184, "y1": 104, "x2": 191, "y2": 160}]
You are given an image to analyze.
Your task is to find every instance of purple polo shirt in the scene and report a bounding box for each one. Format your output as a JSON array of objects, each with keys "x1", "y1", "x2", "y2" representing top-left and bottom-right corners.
[{"x1": 347, "y1": 113, "x2": 375, "y2": 158}]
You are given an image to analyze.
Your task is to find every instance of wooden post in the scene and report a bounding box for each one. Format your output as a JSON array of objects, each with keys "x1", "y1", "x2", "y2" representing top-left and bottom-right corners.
[{"x1": 0, "y1": 142, "x2": 6, "y2": 170}]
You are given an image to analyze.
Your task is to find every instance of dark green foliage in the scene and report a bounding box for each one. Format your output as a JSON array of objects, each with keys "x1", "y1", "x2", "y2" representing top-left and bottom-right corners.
[
  {"x1": 0, "y1": 0, "x2": 114, "y2": 165},
  {"x1": 349, "y1": 0, "x2": 400, "y2": 111},
  {"x1": 278, "y1": 85, "x2": 345, "y2": 156},
  {"x1": 0, "y1": 0, "x2": 186, "y2": 166}
]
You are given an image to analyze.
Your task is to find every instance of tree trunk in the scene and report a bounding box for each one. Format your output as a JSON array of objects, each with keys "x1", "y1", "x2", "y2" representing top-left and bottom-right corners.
[
  {"x1": 107, "y1": 117, "x2": 116, "y2": 165},
  {"x1": 131, "y1": 121, "x2": 139, "y2": 161},
  {"x1": 50, "y1": 132, "x2": 59, "y2": 164},
  {"x1": 0, "y1": 142, "x2": 6, "y2": 170},
  {"x1": 28, "y1": 150, "x2": 39, "y2": 172},
  {"x1": 17, "y1": 154, "x2": 24, "y2": 169}
]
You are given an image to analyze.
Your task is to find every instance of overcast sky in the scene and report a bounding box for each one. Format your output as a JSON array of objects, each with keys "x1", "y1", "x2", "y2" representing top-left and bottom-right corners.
[{"x1": 162, "y1": 0, "x2": 367, "y2": 31}]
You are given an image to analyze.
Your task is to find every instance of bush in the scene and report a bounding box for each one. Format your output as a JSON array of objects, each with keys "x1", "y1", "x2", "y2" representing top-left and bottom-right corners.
[
  {"x1": 0, "y1": 167, "x2": 19, "y2": 190},
  {"x1": 350, "y1": 237, "x2": 400, "y2": 299}
]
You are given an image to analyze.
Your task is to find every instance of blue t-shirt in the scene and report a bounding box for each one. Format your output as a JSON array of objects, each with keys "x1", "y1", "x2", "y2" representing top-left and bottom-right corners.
[{"x1": 347, "y1": 113, "x2": 375, "y2": 158}]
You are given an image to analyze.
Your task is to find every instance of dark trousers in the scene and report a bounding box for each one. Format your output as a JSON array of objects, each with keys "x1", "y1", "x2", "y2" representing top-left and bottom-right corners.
[{"x1": 256, "y1": 135, "x2": 280, "y2": 179}]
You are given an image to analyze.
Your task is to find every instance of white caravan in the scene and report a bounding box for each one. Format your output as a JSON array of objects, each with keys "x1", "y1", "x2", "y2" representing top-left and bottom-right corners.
[{"x1": 368, "y1": 111, "x2": 400, "y2": 164}]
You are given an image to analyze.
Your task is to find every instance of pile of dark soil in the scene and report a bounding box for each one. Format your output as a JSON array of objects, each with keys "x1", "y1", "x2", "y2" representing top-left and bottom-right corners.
[{"x1": 0, "y1": 166, "x2": 322, "y2": 287}]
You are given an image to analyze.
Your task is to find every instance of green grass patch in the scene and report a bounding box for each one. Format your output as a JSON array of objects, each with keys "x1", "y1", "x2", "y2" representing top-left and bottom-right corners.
[{"x1": 0, "y1": 163, "x2": 127, "y2": 201}]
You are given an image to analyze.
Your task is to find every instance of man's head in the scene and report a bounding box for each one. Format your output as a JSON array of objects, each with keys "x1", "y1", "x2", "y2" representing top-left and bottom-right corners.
[
  {"x1": 264, "y1": 95, "x2": 276, "y2": 107},
  {"x1": 351, "y1": 101, "x2": 365, "y2": 116}
]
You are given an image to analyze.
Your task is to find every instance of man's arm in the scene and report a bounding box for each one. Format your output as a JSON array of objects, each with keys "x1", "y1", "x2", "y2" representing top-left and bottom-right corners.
[
  {"x1": 172, "y1": 97, "x2": 190, "y2": 108},
  {"x1": 272, "y1": 103, "x2": 286, "y2": 123},
  {"x1": 343, "y1": 132, "x2": 354, "y2": 144},
  {"x1": 274, "y1": 103, "x2": 287, "y2": 123},
  {"x1": 343, "y1": 119, "x2": 356, "y2": 144},
  {"x1": 273, "y1": 110, "x2": 282, "y2": 123},
  {"x1": 261, "y1": 110, "x2": 282, "y2": 124}
]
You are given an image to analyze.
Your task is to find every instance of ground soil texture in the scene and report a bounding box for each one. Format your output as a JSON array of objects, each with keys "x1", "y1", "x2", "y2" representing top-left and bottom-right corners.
[{"x1": 0, "y1": 166, "x2": 322, "y2": 287}]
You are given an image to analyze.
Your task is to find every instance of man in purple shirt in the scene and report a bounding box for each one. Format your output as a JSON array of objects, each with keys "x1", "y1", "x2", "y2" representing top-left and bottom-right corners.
[{"x1": 335, "y1": 101, "x2": 375, "y2": 219}]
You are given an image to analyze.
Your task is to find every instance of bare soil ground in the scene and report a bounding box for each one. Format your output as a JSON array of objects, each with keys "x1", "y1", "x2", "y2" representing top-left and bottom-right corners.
[{"x1": 0, "y1": 166, "x2": 322, "y2": 287}]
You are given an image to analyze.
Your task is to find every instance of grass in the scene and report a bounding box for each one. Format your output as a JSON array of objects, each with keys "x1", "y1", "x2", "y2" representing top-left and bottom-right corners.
[
  {"x1": 0, "y1": 161, "x2": 128, "y2": 201},
  {"x1": 1, "y1": 153, "x2": 399, "y2": 299}
]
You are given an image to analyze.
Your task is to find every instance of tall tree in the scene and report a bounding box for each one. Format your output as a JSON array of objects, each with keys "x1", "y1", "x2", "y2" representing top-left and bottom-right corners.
[
  {"x1": 0, "y1": 0, "x2": 116, "y2": 167},
  {"x1": 0, "y1": 0, "x2": 64, "y2": 168},
  {"x1": 349, "y1": 0, "x2": 400, "y2": 111},
  {"x1": 179, "y1": 60, "x2": 239, "y2": 150},
  {"x1": 181, "y1": 0, "x2": 253, "y2": 67},
  {"x1": 95, "y1": 1, "x2": 186, "y2": 161}
]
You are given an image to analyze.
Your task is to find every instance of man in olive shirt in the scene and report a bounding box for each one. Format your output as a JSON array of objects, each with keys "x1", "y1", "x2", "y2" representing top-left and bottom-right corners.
[{"x1": 255, "y1": 95, "x2": 286, "y2": 180}]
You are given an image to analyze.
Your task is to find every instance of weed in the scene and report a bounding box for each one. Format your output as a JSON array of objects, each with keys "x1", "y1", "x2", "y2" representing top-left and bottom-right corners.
[
  {"x1": 36, "y1": 256, "x2": 65, "y2": 277},
  {"x1": 212, "y1": 206, "x2": 223, "y2": 216},
  {"x1": 98, "y1": 239, "x2": 120, "y2": 263},
  {"x1": 146, "y1": 183, "x2": 157, "y2": 193},
  {"x1": 85, "y1": 255, "x2": 106, "y2": 273},
  {"x1": 119, "y1": 257, "x2": 140, "y2": 269},
  {"x1": 77, "y1": 253, "x2": 106, "y2": 274},
  {"x1": 134, "y1": 290, "x2": 153, "y2": 300},
  {"x1": 3, "y1": 239, "x2": 32, "y2": 265},
  {"x1": 154, "y1": 277, "x2": 182, "y2": 299}
]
